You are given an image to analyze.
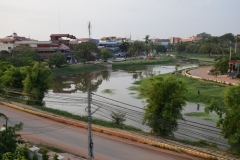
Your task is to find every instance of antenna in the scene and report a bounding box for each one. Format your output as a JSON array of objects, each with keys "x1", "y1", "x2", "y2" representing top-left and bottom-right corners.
[{"x1": 88, "y1": 21, "x2": 92, "y2": 39}]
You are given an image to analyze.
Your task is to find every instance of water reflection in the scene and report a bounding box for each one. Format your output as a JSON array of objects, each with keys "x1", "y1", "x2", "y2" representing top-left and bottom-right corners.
[{"x1": 51, "y1": 70, "x2": 112, "y2": 93}]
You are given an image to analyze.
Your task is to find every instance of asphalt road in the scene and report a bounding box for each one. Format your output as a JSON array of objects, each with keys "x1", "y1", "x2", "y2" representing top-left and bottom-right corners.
[{"x1": 0, "y1": 104, "x2": 189, "y2": 160}]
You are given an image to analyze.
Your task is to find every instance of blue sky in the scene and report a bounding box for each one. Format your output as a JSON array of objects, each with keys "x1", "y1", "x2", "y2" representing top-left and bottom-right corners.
[{"x1": 0, "y1": 0, "x2": 239, "y2": 40}]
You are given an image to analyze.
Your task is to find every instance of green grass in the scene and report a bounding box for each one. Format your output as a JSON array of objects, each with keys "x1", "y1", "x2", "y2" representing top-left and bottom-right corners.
[
  {"x1": 171, "y1": 52, "x2": 215, "y2": 62},
  {"x1": 179, "y1": 75, "x2": 226, "y2": 105},
  {"x1": 51, "y1": 64, "x2": 101, "y2": 76},
  {"x1": 133, "y1": 74, "x2": 226, "y2": 106},
  {"x1": 127, "y1": 85, "x2": 139, "y2": 91},
  {"x1": 112, "y1": 56, "x2": 175, "y2": 69},
  {"x1": 184, "y1": 112, "x2": 219, "y2": 122},
  {"x1": 174, "y1": 139, "x2": 218, "y2": 148},
  {"x1": 19, "y1": 103, "x2": 142, "y2": 132}
]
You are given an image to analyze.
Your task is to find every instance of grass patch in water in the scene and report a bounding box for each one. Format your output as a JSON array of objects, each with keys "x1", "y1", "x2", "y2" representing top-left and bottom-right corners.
[
  {"x1": 184, "y1": 112, "x2": 219, "y2": 122},
  {"x1": 101, "y1": 89, "x2": 115, "y2": 95},
  {"x1": 132, "y1": 80, "x2": 142, "y2": 85},
  {"x1": 127, "y1": 85, "x2": 139, "y2": 91},
  {"x1": 129, "y1": 92, "x2": 136, "y2": 95},
  {"x1": 133, "y1": 95, "x2": 143, "y2": 99}
]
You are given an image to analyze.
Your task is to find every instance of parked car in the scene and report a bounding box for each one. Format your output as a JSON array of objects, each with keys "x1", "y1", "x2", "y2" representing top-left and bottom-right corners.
[{"x1": 113, "y1": 58, "x2": 124, "y2": 62}]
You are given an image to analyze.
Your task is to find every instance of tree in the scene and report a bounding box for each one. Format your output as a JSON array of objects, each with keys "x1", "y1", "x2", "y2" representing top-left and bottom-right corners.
[
  {"x1": 155, "y1": 45, "x2": 167, "y2": 54},
  {"x1": 128, "y1": 41, "x2": 145, "y2": 57},
  {"x1": 53, "y1": 154, "x2": 59, "y2": 160},
  {"x1": 22, "y1": 62, "x2": 52, "y2": 105},
  {"x1": 119, "y1": 42, "x2": 130, "y2": 52},
  {"x1": 150, "y1": 41, "x2": 155, "y2": 54},
  {"x1": 32, "y1": 151, "x2": 38, "y2": 160},
  {"x1": 48, "y1": 52, "x2": 66, "y2": 68},
  {"x1": 175, "y1": 64, "x2": 180, "y2": 74},
  {"x1": 175, "y1": 43, "x2": 186, "y2": 53},
  {"x1": 144, "y1": 45, "x2": 151, "y2": 55},
  {"x1": 144, "y1": 35, "x2": 150, "y2": 45},
  {"x1": 198, "y1": 43, "x2": 218, "y2": 57},
  {"x1": 41, "y1": 149, "x2": 49, "y2": 160},
  {"x1": 111, "y1": 111, "x2": 126, "y2": 125},
  {"x1": 73, "y1": 42, "x2": 100, "y2": 64},
  {"x1": 234, "y1": 34, "x2": 240, "y2": 53},
  {"x1": 100, "y1": 49, "x2": 113, "y2": 61},
  {"x1": 0, "y1": 50, "x2": 10, "y2": 56},
  {"x1": 0, "y1": 121, "x2": 24, "y2": 159},
  {"x1": 205, "y1": 84, "x2": 240, "y2": 154},
  {"x1": 0, "y1": 66, "x2": 25, "y2": 88},
  {"x1": 9, "y1": 46, "x2": 40, "y2": 67},
  {"x1": 214, "y1": 55, "x2": 229, "y2": 74},
  {"x1": 219, "y1": 33, "x2": 235, "y2": 44},
  {"x1": 139, "y1": 75, "x2": 187, "y2": 136}
]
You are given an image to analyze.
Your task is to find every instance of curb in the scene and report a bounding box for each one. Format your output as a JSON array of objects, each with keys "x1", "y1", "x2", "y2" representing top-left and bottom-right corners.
[
  {"x1": 1, "y1": 101, "x2": 226, "y2": 160},
  {"x1": 183, "y1": 69, "x2": 237, "y2": 86}
]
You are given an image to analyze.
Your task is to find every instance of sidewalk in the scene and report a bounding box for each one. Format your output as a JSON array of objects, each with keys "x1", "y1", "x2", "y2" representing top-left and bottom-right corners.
[{"x1": 188, "y1": 67, "x2": 240, "y2": 85}]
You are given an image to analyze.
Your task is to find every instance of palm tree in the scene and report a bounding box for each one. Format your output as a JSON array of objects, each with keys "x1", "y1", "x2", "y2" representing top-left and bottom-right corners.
[
  {"x1": 144, "y1": 35, "x2": 150, "y2": 45},
  {"x1": 235, "y1": 34, "x2": 240, "y2": 53}
]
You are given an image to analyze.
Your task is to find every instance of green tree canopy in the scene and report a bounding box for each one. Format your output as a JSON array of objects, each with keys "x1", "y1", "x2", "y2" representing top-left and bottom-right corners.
[
  {"x1": 73, "y1": 42, "x2": 100, "y2": 63},
  {"x1": 139, "y1": 75, "x2": 187, "y2": 136},
  {"x1": 9, "y1": 46, "x2": 40, "y2": 67},
  {"x1": 0, "y1": 61, "x2": 12, "y2": 77},
  {"x1": 205, "y1": 84, "x2": 240, "y2": 154},
  {"x1": 175, "y1": 43, "x2": 187, "y2": 53},
  {"x1": 100, "y1": 49, "x2": 113, "y2": 61},
  {"x1": 119, "y1": 42, "x2": 130, "y2": 52},
  {"x1": 155, "y1": 45, "x2": 167, "y2": 54},
  {"x1": 48, "y1": 52, "x2": 66, "y2": 68},
  {"x1": 198, "y1": 43, "x2": 218, "y2": 57},
  {"x1": 22, "y1": 62, "x2": 52, "y2": 105},
  {"x1": 214, "y1": 55, "x2": 229, "y2": 74},
  {"x1": 0, "y1": 50, "x2": 10, "y2": 55},
  {"x1": 0, "y1": 121, "x2": 24, "y2": 159},
  {"x1": 185, "y1": 44, "x2": 200, "y2": 53},
  {"x1": 0, "y1": 66, "x2": 26, "y2": 88},
  {"x1": 128, "y1": 41, "x2": 145, "y2": 57},
  {"x1": 219, "y1": 33, "x2": 235, "y2": 43}
]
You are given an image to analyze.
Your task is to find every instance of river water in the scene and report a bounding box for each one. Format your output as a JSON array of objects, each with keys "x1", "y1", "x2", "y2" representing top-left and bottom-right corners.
[{"x1": 43, "y1": 64, "x2": 228, "y2": 148}]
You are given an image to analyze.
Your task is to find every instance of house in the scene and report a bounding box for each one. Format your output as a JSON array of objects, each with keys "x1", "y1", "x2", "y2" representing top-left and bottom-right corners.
[
  {"x1": 180, "y1": 36, "x2": 202, "y2": 43},
  {"x1": 14, "y1": 41, "x2": 57, "y2": 60},
  {"x1": 0, "y1": 32, "x2": 34, "y2": 52}
]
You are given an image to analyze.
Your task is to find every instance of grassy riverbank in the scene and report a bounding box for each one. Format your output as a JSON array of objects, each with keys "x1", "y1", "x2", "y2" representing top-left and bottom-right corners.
[
  {"x1": 171, "y1": 52, "x2": 215, "y2": 62},
  {"x1": 112, "y1": 56, "x2": 175, "y2": 69},
  {"x1": 51, "y1": 56, "x2": 175, "y2": 76},
  {"x1": 133, "y1": 73, "x2": 226, "y2": 106}
]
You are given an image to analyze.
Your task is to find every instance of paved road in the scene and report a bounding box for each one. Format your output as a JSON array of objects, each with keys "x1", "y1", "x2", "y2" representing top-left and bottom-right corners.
[
  {"x1": 188, "y1": 66, "x2": 239, "y2": 84},
  {"x1": 0, "y1": 104, "x2": 190, "y2": 160}
]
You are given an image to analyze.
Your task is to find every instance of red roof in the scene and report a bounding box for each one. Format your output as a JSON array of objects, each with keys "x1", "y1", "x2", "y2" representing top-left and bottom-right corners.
[
  {"x1": 228, "y1": 60, "x2": 239, "y2": 64},
  {"x1": 50, "y1": 34, "x2": 76, "y2": 39}
]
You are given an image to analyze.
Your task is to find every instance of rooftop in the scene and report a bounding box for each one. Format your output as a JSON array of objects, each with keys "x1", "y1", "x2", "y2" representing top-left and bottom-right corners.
[{"x1": 15, "y1": 41, "x2": 53, "y2": 45}]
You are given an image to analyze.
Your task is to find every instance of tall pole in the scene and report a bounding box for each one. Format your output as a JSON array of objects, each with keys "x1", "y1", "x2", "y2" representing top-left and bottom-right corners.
[
  {"x1": 230, "y1": 41, "x2": 232, "y2": 61},
  {"x1": 87, "y1": 87, "x2": 93, "y2": 160},
  {"x1": 235, "y1": 43, "x2": 237, "y2": 53}
]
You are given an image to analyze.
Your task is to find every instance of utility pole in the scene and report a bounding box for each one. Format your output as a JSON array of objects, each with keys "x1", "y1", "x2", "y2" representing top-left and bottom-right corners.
[
  {"x1": 230, "y1": 41, "x2": 232, "y2": 61},
  {"x1": 88, "y1": 21, "x2": 91, "y2": 39},
  {"x1": 87, "y1": 88, "x2": 93, "y2": 160}
]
